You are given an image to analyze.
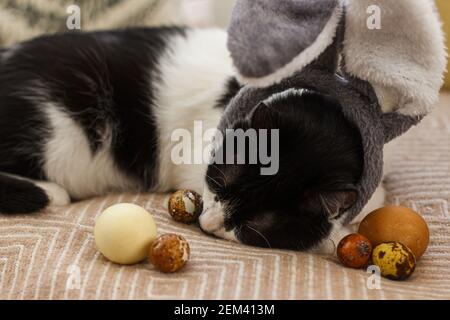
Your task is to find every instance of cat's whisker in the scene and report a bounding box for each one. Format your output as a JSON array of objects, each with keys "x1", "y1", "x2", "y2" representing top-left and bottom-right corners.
[
  {"x1": 244, "y1": 224, "x2": 272, "y2": 249},
  {"x1": 211, "y1": 164, "x2": 228, "y2": 188},
  {"x1": 236, "y1": 225, "x2": 244, "y2": 238},
  {"x1": 205, "y1": 173, "x2": 222, "y2": 189}
]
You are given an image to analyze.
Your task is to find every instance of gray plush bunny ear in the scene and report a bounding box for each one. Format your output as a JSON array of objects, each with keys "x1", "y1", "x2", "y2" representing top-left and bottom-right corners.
[
  {"x1": 228, "y1": 0, "x2": 344, "y2": 87},
  {"x1": 343, "y1": 0, "x2": 447, "y2": 117}
]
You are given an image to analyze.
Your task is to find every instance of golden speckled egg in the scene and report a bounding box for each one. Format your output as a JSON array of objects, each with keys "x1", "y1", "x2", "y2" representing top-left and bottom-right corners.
[
  {"x1": 168, "y1": 190, "x2": 203, "y2": 224},
  {"x1": 372, "y1": 242, "x2": 416, "y2": 281},
  {"x1": 149, "y1": 234, "x2": 190, "y2": 273},
  {"x1": 358, "y1": 206, "x2": 429, "y2": 259},
  {"x1": 94, "y1": 203, "x2": 158, "y2": 265}
]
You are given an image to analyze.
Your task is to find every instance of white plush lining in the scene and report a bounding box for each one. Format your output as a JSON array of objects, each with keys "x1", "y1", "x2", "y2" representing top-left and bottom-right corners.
[
  {"x1": 263, "y1": 88, "x2": 309, "y2": 105},
  {"x1": 236, "y1": 2, "x2": 344, "y2": 88},
  {"x1": 343, "y1": 0, "x2": 447, "y2": 116}
]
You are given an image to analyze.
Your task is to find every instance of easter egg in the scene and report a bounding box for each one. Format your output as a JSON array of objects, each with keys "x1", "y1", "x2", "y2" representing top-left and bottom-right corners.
[
  {"x1": 149, "y1": 234, "x2": 190, "y2": 273},
  {"x1": 372, "y1": 242, "x2": 416, "y2": 281},
  {"x1": 358, "y1": 206, "x2": 429, "y2": 259},
  {"x1": 94, "y1": 203, "x2": 158, "y2": 265},
  {"x1": 168, "y1": 189, "x2": 203, "y2": 224},
  {"x1": 337, "y1": 234, "x2": 373, "y2": 269}
]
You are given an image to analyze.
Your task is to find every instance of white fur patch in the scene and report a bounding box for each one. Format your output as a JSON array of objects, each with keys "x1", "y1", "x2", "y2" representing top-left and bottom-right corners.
[
  {"x1": 153, "y1": 29, "x2": 235, "y2": 194},
  {"x1": 199, "y1": 185, "x2": 237, "y2": 241},
  {"x1": 42, "y1": 104, "x2": 137, "y2": 199},
  {"x1": 199, "y1": 187, "x2": 224, "y2": 231},
  {"x1": 35, "y1": 181, "x2": 71, "y2": 206}
]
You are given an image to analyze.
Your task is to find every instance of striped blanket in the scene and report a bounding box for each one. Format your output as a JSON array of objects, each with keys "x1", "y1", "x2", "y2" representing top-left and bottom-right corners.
[{"x1": 0, "y1": 0, "x2": 449, "y2": 300}]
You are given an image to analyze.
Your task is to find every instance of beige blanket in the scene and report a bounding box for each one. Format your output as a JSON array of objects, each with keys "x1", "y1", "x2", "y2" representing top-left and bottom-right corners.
[{"x1": 0, "y1": 0, "x2": 449, "y2": 300}]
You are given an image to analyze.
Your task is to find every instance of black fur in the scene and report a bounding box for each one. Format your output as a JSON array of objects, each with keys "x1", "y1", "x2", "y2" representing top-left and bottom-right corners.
[
  {"x1": 0, "y1": 27, "x2": 185, "y2": 188},
  {"x1": 0, "y1": 173, "x2": 49, "y2": 214},
  {"x1": 0, "y1": 27, "x2": 245, "y2": 215},
  {"x1": 0, "y1": 27, "x2": 186, "y2": 213},
  {"x1": 216, "y1": 77, "x2": 242, "y2": 109},
  {"x1": 206, "y1": 90, "x2": 364, "y2": 250}
]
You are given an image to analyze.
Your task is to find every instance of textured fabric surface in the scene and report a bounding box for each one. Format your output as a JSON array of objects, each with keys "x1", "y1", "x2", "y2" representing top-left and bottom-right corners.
[
  {"x1": 0, "y1": 0, "x2": 182, "y2": 47},
  {"x1": 0, "y1": 0, "x2": 449, "y2": 300},
  {"x1": 0, "y1": 94, "x2": 449, "y2": 300}
]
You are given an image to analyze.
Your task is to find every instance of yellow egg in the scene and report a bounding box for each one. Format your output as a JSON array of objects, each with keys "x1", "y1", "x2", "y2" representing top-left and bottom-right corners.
[
  {"x1": 372, "y1": 242, "x2": 416, "y2": 281},
  {"x1": 94, "y1": 203, "x2": 158, "y2": 265}
]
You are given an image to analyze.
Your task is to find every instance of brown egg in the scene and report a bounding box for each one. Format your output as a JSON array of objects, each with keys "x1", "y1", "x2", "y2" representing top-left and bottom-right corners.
[
  {"x1": 337, "y1": 234, "x2": 373, "y2": 269},
  {"x1": 168, "y1": 190, "x2": 203, "y2": 224},
  {"x1": 358, "y1": 206, "x2": 429, "y2": 259},
  {"x1": 149, "y1": 234, "x2": 190, "y2": 273}
]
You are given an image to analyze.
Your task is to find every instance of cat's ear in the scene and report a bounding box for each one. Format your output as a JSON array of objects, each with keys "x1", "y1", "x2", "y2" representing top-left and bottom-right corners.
[{"x1": 302, "y1": 189, "x2": 358, "y2": 219}]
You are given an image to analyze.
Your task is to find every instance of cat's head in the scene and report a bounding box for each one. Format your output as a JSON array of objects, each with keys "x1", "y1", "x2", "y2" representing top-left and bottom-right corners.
[{"x1": 199, "y1": 88, "x2": 363, "y2": 251}]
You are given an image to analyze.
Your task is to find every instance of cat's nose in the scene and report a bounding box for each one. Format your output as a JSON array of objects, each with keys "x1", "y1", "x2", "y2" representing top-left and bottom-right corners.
[
  {"x1": 199, "y1": 205, "x2": 225, "y2": 234},
  {"x1": 199, "y1": 209, "x2": 238, "y2": 242}
]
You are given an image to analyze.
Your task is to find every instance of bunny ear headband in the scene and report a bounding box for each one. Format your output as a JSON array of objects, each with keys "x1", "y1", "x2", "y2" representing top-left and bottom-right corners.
[{"x1": 226, "y1": 0, "x2": 447, "y2": 223}]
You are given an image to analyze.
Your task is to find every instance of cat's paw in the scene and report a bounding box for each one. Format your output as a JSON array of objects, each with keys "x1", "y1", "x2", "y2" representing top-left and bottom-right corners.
[{"x1": 35, "y1": 182, "x2": 71, "y2": 207}]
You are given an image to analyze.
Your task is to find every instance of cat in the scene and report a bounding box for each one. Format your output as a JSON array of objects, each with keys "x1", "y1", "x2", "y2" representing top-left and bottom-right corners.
[{"x1": 0, "y1": 27, "x2": 385, "y2": 253}]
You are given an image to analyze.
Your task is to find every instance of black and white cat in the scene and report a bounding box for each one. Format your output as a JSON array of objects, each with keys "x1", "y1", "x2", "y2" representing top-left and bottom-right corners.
[{"x1": 0, "y1": 27, "x2": 384, "y2": 252}]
